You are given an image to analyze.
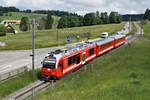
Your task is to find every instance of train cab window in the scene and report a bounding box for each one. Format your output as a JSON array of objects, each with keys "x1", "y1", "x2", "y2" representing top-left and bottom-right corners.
[
  {"x1": 89, "y1": 48, "x2": 94, "y2": 56},
  {"x1": 68, "y1": 57, "x2": 72, "y2": 65},
  {"x1": 42, "y1": 58, "x2": 56, "y2": 69}
]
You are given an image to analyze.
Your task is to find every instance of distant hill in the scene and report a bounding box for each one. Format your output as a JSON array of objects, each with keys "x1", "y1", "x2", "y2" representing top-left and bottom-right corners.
[{"x1": 122, "y1": 14, "x2": 144, "y2": 21}]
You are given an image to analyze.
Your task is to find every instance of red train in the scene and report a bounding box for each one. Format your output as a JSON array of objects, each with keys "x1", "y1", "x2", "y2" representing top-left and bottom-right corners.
[{"x1": 41, "y1": 34, "x2": 126, "y2": 81}]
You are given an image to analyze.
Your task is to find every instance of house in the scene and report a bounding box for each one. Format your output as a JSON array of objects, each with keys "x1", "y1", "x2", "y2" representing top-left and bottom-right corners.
[
  {"x1": 2, "y1": 20, "x2": 21, "y2": 25},
  {"x1": 5, "y1": 24, "x2": 15, "y2": 33}
]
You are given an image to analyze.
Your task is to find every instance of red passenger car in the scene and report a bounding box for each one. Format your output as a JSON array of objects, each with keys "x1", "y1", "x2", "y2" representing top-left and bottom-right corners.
[{"x1": 41, "y1": 34, "x2": 126, "y2": 81}]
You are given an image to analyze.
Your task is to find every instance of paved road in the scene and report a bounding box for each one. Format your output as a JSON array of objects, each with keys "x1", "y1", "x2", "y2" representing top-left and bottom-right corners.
[{"x1": 0, "y1": 22, "x2": 130, "y2": 74}]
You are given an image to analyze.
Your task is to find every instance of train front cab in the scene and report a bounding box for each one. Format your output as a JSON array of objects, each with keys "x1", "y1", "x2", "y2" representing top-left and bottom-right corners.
[{"x1": 41, "y1": 56, "x2": 59, "y2": 81}]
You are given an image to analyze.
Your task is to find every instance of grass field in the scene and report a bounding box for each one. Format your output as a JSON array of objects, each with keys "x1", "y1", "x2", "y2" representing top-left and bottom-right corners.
[
  {"x1": 25, "y1": 22, "x2": 150, "y2": 100},
  {"x1": 0, "y1": 23, "x2": 125, "y2": 50},
  {"x1": 0, "y1": 69, "x2": 41, "y2": 99}
]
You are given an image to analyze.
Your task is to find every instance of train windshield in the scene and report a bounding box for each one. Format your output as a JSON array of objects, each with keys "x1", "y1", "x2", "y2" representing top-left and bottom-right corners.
[{"x1": 42, "y1": 59, "x2": 56, "y2": 69}]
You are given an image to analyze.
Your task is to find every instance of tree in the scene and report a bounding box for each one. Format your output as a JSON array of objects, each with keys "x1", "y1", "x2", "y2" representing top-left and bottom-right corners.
[
  {"x1": 144, "y1": 8, "x2": 150, "y2": 20},
  {"x1": 0, "y1": 11, "x2": 3, "y2": 16},
  {"x1": 109, "y1": 12, "x2": 118, "y2": 23},
  {"x1": 0, "y1": 25, "x2": 6, "y2": 36},
  {"x1": 24, "y1": 9, "x2": 32, "y2": 13},
  {"x1": 101, "y1": 12, "x2": 109, "y2": 24},
  {"x1": 116, "y1": 15, "x2": 122, "y2": 23},
  {"x1": 45, "y1": 13, "x2": 53, "y2": 29},
  {"x1": 20, "y1": 17, "x2": 29, "y2": 31},
  {"x1": 37, "y1": 17, "x2": 46, "y2": 30},
  {"x1": 78, "y1": 15, "x2": 84, "y2": 26},
  {"x1": 83, "y1": 13, "x2": 96, "y2": 26},
  {"x1": 68, "y1": 16, "x2": 80, "y2": 27},
  {"x1": 57, "y1": 16, "x2": 68, "y2": 28},
  {"x1": 95, "y1": 11, "x2": 101, "y2": 24}
]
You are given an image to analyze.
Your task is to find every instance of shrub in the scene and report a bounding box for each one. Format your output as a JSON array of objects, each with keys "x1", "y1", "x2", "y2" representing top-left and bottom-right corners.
[{"x1": 0, "y1": 25, "x2": 6, "y2": 36}]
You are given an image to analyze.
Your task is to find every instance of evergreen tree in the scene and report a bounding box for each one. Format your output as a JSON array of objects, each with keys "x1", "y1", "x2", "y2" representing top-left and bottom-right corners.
[
  {"x1": 78, "y1": 15, "x2": 84, "y2": 26},
  {"x1": 20, "y1": 17, "x2": 29, "y2": 31},
  {"x1": 45, "y1": 13, "x2": 53, "y2": 29},
  {"x1": 101, "y1": 12, "x2": 109, "y2": 24},
  {"x1": 116, "y1": 15, "x2": 122, "y2": 23},
  {"x1": 83, "y1": 13, "x2": 96, "y2": 26},
  {"x1": 0, "y1": 11, "x2": 3, "y2": 16},
  {"x1": 144, "y1": 8, "x2": 150, "y2": 20},
  {"x1": 0, "y1": 25, "x2": 6, "y2": 36},
  {"x1": 57, "y1": 16, "x2": 68, "y2": 28},
  {"x1": 109, "y1": 12, "x2": 117, "y2": 23},
  {"x1": 95, "y1": 11, "x2": 101, "y2": 24},
  {"x1": 68, "y1": 16, "x2": 80, "y2": 27},
  {"x1": 37, "y1": 17, "x2": 46, "y2": 30}
]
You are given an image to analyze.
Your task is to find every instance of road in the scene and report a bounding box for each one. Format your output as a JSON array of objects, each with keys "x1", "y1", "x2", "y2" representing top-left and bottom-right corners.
[{"x1": 0, "y1": 22, "x2": 130, "y2": 75}]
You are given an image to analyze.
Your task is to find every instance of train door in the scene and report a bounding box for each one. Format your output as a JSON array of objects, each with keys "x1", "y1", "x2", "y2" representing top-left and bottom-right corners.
[
  {"x1": 58, "y1": 60, "x2": 63, "y2": 76},
  {"x1": 82, "y1": 52, "x2": 86, "y2": 64},
  {"x1": 76, "y1": 53, "x2": 80, "y2": 64}
]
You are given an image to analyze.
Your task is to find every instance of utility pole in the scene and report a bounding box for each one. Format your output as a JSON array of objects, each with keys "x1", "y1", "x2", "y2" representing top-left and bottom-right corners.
[
  {"x1": 31, "y1": 19, "x2": 35, "y2": 100},
  {"x1": 56, "y1": 29, "x2": 58, "y2": 45},
  {"x1": 129, "y1": 16, "x2": 131, "y2": 33}
]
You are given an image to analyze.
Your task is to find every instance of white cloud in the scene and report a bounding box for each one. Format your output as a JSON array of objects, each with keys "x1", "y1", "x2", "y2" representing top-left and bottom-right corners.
[{"x1": 0, "y1": 0, "x2": 150, "y2": 15}]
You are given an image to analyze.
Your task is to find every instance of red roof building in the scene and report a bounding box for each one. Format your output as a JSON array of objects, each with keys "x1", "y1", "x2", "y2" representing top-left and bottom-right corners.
[{"x1": 2, "y1": 20, "x2": 21, "y2": 25}]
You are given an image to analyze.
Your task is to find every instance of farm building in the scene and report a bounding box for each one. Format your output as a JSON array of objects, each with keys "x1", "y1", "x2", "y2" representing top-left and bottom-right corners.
[
  {"x1": 5, "y1": 24, "x2": 15, "y2": 33},
  {"x1": 2, "y1": 20, "x2": 21, "y2": 25}
]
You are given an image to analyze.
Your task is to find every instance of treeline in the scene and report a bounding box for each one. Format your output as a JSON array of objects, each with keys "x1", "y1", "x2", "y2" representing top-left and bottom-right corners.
[
  {"x1": 0, "y1": 6, "x2": 19, "y2": 16},
  {"x1": 58, "y1": 11, "x2": 122, "y2": 28},
  {"x1": 0, "y1": 6, "x2": 74, "y2": 16},
  {"x1": 144, "y1": 8, "x2": 150, "y2": 21},
  {"x1": 122, "y1": 14, "x2": 144, "y2": 21},
  {"x1": 33, "y1": 10, "x2": 74, "y2": 16}
]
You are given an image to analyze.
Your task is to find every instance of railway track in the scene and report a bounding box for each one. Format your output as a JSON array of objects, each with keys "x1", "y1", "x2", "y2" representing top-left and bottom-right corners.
[{"x1": 3, "y1": 22, "x2": 143, "y2": 100}]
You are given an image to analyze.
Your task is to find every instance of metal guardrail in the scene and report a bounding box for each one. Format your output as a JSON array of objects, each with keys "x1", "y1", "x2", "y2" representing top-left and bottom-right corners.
[{"x1": 0, "y1": 65, "x2": 29, "y2": 81}]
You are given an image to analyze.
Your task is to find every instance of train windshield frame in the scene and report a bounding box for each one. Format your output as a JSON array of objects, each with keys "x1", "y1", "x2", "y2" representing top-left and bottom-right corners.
[{"x1": 42, "y1": 58, "x2": 56, "y2": 69}]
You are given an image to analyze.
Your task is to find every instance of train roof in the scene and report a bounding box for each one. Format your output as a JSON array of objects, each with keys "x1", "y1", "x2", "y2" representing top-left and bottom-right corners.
[
  {"x1": 110, "y1": 34, "x2": 125, "y2": 39},
  {"x1": 45, "y1": 34, "x2": 126, "y2": 59}
]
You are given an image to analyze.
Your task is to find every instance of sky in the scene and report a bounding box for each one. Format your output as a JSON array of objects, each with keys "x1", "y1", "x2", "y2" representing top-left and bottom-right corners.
[{"x1": 0, "y1": 0, "x2": 150, "y2": 15}]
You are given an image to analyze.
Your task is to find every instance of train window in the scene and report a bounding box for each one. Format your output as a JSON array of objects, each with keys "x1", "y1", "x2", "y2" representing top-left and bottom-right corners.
[
  {"x1": 101, "y1": 42, "x2": 113, "y2": 49},
  {"x1": 73, "y1": 55, "x2": 76, "y2": 63},
  {"x1": 76, "y1": 53, "x2": 80, "y2": 64},
  {"x1": 89, "y1": 48, "x2": 94, "y2": 56},
  {"x1": 68, "y1": 57, "x2": 72, "y2": 65},
  {"x1": 92, "y1": 48, "x2": 94, "y2": 54}
]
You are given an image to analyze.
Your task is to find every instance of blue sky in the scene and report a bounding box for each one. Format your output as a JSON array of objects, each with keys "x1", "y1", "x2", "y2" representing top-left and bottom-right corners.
[{"x1": 0, "y1": 0, "x2": 149, "y2": 15}]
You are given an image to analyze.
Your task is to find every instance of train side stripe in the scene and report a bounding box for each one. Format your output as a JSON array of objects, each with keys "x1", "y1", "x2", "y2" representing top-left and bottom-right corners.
[
  {"x1": 116, "y1": 41, "x2": 125, "y2": 46},
  {"x1": 99, "y1": 46, "x2": 114, "y2": 55},
  {"x1": 85, "y1": 54, "x2": 96, "y2": 61},
  {"x1": 63, "y1": 62, "x2": 82, "y2": 73}
]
